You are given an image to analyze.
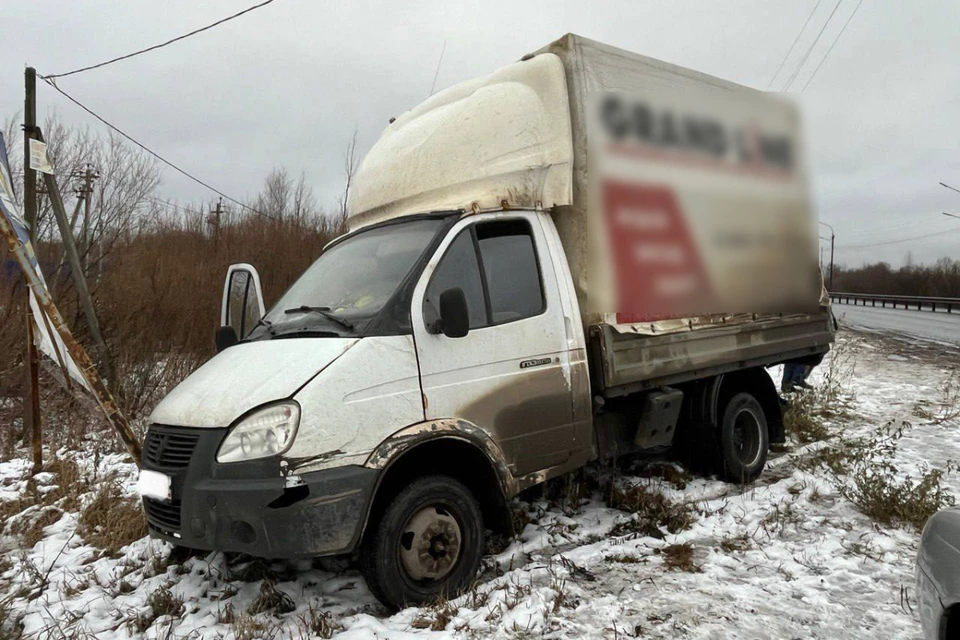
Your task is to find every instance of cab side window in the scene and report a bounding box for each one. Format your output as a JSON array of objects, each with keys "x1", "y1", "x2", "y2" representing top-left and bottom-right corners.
[
  {"x1": 423, "y1": 231, "x2": 487, "y2": 331},
  {"x1": 424, "y1": 218, "x2": 545, "y2": 332},
  {"x1": 476, "y1": 220, "x2": 545, "y2": 323}
]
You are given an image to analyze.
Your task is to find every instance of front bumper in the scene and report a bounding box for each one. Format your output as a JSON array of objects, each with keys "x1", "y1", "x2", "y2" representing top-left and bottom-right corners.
[{"x1": 141, "y1": 425, "x2": 377, "y2": 559}]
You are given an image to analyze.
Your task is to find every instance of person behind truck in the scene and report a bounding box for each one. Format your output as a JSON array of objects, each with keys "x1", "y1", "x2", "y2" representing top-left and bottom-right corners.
[{"x1": 782, "y1": 360, "x2": 814, "y2": 392}]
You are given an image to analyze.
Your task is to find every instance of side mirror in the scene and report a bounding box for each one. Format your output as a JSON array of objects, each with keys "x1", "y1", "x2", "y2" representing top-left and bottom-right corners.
[
  {"x1": 439, "y1": 288, "x2": 470, "y2": 338},
  {"x1": 215, "y1": 326, "x2": 239, "y2": 352},
  {"x1": 220, "y1": 263, "x2": 266, "y2": 340}
]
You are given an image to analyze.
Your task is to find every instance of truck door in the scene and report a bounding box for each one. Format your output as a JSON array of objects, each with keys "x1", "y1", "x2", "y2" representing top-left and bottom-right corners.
[{"x1": 411, "y1": 212, "x2": 577, "y2": 476}]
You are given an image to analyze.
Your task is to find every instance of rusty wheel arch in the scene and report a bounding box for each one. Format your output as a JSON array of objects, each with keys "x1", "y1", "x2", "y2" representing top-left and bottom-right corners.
[{"x1": 358, "y1": 420, "x2": 516, "y2": 543}]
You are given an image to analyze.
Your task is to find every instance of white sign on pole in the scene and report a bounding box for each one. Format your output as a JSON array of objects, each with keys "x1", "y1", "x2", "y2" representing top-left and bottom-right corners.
[{"x1": 28, "y1": 138, "x2": 54, "y2": 175}]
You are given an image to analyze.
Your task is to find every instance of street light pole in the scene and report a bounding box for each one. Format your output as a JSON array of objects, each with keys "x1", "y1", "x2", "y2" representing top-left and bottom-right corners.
[{"x1": 818, "y1": 220, "x2": 835, "y2": 291}]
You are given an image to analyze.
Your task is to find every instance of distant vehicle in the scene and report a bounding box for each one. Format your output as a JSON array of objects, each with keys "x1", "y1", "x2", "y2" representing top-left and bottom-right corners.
[
  {"x1": 917, "y1": 507, "x2": 960, "y2": 638},
  {"x1": 138, "y1": 34, "x2": 834, "y2": 609}
]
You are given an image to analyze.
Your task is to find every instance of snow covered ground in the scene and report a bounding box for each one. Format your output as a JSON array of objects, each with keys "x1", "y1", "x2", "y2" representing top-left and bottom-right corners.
[{"x1": 1, "y1": 328, "x2": 958, "y2": 639}]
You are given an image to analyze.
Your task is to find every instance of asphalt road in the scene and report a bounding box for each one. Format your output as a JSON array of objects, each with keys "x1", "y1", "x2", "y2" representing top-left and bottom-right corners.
[{"x1": 833, "y1": 301, "x2": 960, "y2": 346}]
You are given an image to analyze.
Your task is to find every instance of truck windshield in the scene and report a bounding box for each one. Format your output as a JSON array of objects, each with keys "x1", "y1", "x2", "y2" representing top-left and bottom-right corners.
[{"x1": 252, "y1": 218, "x2": 443, "y2": 338}]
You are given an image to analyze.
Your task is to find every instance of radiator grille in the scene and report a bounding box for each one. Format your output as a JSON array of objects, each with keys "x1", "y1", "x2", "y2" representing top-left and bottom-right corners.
[
  {"x1": 144, "y1": 428, "x2": 198, "y2": 469},
  {"x1": 143, "y1": 498, "x2": 181, "y2": 534}
]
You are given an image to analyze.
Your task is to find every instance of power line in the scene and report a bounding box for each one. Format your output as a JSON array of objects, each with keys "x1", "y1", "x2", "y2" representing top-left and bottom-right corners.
[
  {"x1": 41, "y1": 78, "x2": 276, "y2": 221},
  {"x1": 41, "y1": 0, "x2": 279, "y2": 80},
  {"x1": 766, "y1": 0, "x2": 823, "y2": 90},
  {"x1": 782, "y1": 0, "x2": 844, "y2": 91},
  {"x1": 838, "y1": 225, "x2": 960, "y2": 249},
  {"x1": 801, "y1": 0, "x2": 865, "y2": 90}
]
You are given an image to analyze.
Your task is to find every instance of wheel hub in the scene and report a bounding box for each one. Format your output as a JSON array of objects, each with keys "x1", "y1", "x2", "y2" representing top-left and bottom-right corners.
[{"x1": 399, "y1": 506, "x2": 462, "y2": 581}]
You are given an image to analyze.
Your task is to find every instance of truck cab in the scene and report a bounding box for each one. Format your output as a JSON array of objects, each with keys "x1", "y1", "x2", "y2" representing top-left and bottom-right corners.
[{"x1": 142, "y1": 207, "x2": 598, "y2": 608}]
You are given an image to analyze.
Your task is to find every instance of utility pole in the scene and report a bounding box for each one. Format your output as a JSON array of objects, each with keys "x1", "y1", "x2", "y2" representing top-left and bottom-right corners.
[
  {"x1": 36, "y1": 129, "x2": 116, "y2": 391},
  {"x1": 78, "y1": 165, "x2": 98, "y2": 272},
  {"x1": 818, "y1": 221, "x2": 835, "y2": 291},
  {"x1": 208, "y1": 198, "x2": 223, "y2": 247},
  {"x1": 23, "y1": 67, "x2": 42, "y2": 472}
]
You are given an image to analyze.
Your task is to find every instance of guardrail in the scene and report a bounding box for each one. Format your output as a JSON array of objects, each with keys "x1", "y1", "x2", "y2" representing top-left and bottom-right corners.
[{"x1": 830, "y1": 292, "x2": 958, "y2": 313}]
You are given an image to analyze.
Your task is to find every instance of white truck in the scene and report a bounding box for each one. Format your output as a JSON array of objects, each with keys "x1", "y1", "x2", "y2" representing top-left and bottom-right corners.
[{"x1": 139, "y1": 34, "x2": 833, "y2": 609}]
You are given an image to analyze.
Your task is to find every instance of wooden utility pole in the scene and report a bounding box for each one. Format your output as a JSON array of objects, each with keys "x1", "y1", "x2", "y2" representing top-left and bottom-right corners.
[
  {"x1": 23, "y1": 67, "x2": 42, "y2": 472},
  {"x1": 36, "y1": 130, "x2": 116, "y2": 390}
]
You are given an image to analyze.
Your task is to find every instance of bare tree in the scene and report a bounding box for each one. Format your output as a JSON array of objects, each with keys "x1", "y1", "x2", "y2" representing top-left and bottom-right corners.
[{"x1": 337, "y1": 126, "x2": 359, "y2": 222}]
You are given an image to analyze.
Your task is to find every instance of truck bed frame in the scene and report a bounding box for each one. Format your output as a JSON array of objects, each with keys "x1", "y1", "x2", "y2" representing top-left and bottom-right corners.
[{"x1": 590, "y1": 311, "x2": 835, "y2": 398}]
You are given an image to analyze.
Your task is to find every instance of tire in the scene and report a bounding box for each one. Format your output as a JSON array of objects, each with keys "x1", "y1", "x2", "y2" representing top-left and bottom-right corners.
[
  {"x1": 360, "y1": 475, "x2": 483, "y2": 611},
  {"x1": 717, "y1": 392, "x2": 768, "y2": 483}
]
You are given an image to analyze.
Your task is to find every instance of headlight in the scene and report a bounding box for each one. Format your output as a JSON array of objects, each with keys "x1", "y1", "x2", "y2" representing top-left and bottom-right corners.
[{"x1": 217, "y1": 402, "x2": 300, "y2": 463}]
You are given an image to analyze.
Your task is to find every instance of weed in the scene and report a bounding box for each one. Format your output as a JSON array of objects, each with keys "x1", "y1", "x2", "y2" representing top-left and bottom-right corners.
[
  {"x1": 11, "y1": 506, "x2": 63, "y2": 548},
  {"x1": 410, "y1": 597, "x2": 458, "y2": 631},
  {"x1": 912, "y1": 369, "x2": 960, "y2": 426},
  {"x1": 659, "y1": 543, "x2": 700, "y2": 572},
  {"x1": 77, "y1": 478, "x2": 147, "y2": 556},
  {"x1": 810, "y1": 420, "x2": 957, "y2": 532},
  {"x1": 216, "y1": 603, "x2": 236, "y2": 625},
  {"x1": 636, "y1": 461, "x2": 693, "y2": 490},
  {"x1": 247, "y1": 579, "x2": 295, "y2": 615},
  {"x1": 231, "y1": 613, "x2": 280, "y2": 640},
  {"x1": 129, "y1": 584, "x2": 184, "y2": 633},
  {"x1": 0, "y1": 595, "x2": 23, "y2": 640},
  {"x1": 510, "y1": 504, "x2": 532, "y2": 535},
  {"x1": 607, "y1": 482, "x2": 694, "y2": 539},
  {"x1": 783, "y1": 395, "x2": 830, "y2": 444},
  {"x1": 607, "y1": 553, "x2": 645, "y2": 564},
  {"x1": 718, "y1": 533, "x2": 751, "y2": 553},
  {"x1": 294, "y1": 603, "x2": 342, "y2": 639}
]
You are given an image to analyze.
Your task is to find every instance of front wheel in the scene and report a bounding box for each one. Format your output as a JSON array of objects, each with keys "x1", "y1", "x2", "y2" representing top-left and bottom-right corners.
[
  {"x1": 360, "y1": 475, "x2": 483, "y2": 610},
  {"x1": 718, "y1": 392, "x2": 769, "y2": 483}
]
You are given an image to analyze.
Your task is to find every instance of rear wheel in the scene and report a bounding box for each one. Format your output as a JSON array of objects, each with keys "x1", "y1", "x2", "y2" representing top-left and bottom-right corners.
[
  {"x1": 360, "y1": 475, "x2": 483, "y2": 610},
  {"x1": 717, "y1": 392, "x2": 768, "y2": 483}
]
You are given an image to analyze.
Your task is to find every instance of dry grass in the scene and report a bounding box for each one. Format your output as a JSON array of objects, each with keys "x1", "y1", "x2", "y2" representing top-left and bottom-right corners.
[
  {"x1": 77, "y1": 477, "x2": 147, "y2": 556},
  {"x1": 607, "y1": 482, "x2": 694, "y2": 539},
  {"x1": 808, "y1": 420, "x2": 956, "y2": 532},
  {"x1": 128, "y1": 584, "x2": 184, "y2": 634},
  {"x1": 11, "y1": 507, "x2": 63, "y2": 548},
  {"x1": 636, "y1": 461, "x2": 693, "y2": 490},
  {"x1": 230, "y1": 613, "x2": 280, "y2": 640},
  {"x1": 410, "y1": 598, "x2": 458, "y2": 631},
  {"x1": 659, "y1": 543, "x2": 700, "y2": 572},
  {"x1": 718, "y1": 533, "x2": 752, "y2": 553},
  {"x1": 293, "y1": 603, "x2": 343, "y2": 639},
  {"x1": 783, "y1": 396, "x2": 830, "y2": 444},
  {"x1": 246, "y1": 580, "x2": 296, "y2": 616}
]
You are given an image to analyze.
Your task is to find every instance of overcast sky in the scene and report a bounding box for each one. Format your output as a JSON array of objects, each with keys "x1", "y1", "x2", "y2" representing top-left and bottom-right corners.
[{"x1": 4, "y1": 0, "x2": 959, "y2": 268}]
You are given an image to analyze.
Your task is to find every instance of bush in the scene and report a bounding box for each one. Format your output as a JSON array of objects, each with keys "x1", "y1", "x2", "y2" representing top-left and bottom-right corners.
[{"x1": 812, "y1": 421, "x2": 956, "y2": 532}]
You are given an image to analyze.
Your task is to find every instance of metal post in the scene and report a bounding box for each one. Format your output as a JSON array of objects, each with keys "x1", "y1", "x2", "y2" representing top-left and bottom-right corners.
[{"x1": 23, "y1": 67, "x2": 42, "y2": 472}]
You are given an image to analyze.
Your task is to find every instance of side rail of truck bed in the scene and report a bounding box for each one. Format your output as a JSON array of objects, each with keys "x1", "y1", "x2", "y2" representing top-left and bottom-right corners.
[{"x1": 591, "y1": 312, "x2": 835, "y2": 398}]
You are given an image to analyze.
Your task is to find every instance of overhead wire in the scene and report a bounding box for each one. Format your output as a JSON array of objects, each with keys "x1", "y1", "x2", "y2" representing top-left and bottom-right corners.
[
  {"x1": 40, "y1": 0, "x2": 279, "y2": 80},
  {"x1": 41, "y1": 78, "x2": 277, "y2": 221},
  {"x1": 782, "y1": 0, "x2": 844, "y2": 91},
  {"x1": 801, "y1": 0, "x2": 865, "y2": 90},
  {"x1": 837, "y1": 225, "x2": 960, "y2": 249},
  {"x1": 766, "y1": 0, "x2": 824, "y2": 90}
]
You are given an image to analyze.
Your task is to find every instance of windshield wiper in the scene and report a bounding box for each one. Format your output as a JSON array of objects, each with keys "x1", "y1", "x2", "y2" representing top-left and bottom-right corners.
[
  {"x1": 283, "y1": 305, "x2": 355, "y2": 331},
  {"x1": 248, "y1": 316, "x2": 275, "y2": 336}
]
